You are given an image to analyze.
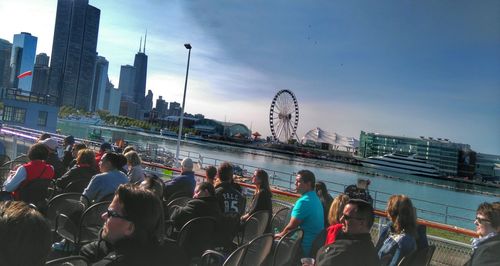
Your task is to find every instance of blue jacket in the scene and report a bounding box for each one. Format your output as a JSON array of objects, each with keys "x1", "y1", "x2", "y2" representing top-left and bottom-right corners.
[
  {"x1": 376, "y1": 223, "x2": 416, "y2": 266},
  {"x1": 164, "y1": 171, "x2": 196, "y2": 200}
]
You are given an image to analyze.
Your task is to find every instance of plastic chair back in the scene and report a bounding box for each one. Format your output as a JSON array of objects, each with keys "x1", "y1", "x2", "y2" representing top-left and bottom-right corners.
[
  {"x1": 398, "y1": 245, "x2": 436, "y2": 266},
  {"x1": 223, "y1": 244, "x2": 248, "y2": 266},
  {"x1": 46, "y1": 193, "x2": 87, "y2": 230},
  {"x1": 273, "y1": 228, "x2": 304, "y2": 266},
  {"x1": 18, "y1": 178, "x2": 53, "y2": 208},
  {"x1": 64, "y1": 179, "x2": 90, "y2": 193},
  {"x1": 240, "y1": 233, "x2": 274, "y2": 266},
  {"x1": 270, "y1": 207, "x2": 291, "y2": 234},
  {"x1": 240, "y1": 210, "x2": 271, "y2": 244},
  {"x1": 45, "y1": 255, "x2": 88, "y2": 266},
  {"x1": 178, "y1": 216, "x2": 217, "y2": 259}
]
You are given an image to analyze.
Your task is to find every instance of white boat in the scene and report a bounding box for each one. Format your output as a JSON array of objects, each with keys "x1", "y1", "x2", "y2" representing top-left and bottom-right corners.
[
  {"x1": 59, "y1": 115, "x2": 102, "y2": 125},
  {"x1": 359, "y1": 153, "x2": 442, "y2": 177}
]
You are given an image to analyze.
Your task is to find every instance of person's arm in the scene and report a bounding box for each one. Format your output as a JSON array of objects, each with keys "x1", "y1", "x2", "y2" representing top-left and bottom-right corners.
[
  {"x1": 3, "y1": 166, "x2": 27, "y2": 192},
  {"x1": 275, "y1": 217, "x2": 302, "y2": 239},
  {"x1": 82, "y1": 175, "x2": 100, "y2": 203}
]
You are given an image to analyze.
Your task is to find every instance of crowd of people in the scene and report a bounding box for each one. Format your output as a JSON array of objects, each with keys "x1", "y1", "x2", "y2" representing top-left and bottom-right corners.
[{"x1": 0, "y1": 134, "x2": 499, "y2": 266}]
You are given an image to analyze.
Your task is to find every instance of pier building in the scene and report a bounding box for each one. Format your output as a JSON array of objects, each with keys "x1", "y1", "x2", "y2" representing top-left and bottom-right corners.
[
  {"x1": 359, "y1": 131, "x2": 471, "y2": 176},
  {"x1": 194, "y1": 119, "x2": 250, "y2": 138},
  {"x1": 0, "y1": 88, "x2": 58, "y2": 132}
]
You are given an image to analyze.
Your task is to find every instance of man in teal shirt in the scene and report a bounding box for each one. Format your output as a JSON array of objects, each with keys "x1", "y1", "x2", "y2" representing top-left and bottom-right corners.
[{"x1": 275, "y1": 169, "x2": 324, "y2": 257}]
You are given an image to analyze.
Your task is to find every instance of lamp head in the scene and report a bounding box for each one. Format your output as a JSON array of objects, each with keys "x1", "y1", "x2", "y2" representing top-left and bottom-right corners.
[{"x1": 184, "y1": 43, "x2": 192, "y2": 49}]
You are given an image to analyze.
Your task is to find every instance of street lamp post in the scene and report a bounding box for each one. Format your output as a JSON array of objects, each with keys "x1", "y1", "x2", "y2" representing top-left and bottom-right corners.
[{"x1": 175, "y1": 43, "x2": 192, "y2": 165}]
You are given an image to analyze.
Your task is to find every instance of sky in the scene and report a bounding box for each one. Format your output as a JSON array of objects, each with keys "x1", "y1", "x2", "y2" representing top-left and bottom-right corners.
[{"x1": 1, "y1": 0, "x2": 499, "y2": 154}]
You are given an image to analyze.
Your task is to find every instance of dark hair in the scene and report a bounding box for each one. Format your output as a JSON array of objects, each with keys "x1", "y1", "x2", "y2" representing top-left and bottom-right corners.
[
  {"x1": 38, "y1": 133, "x2": 51, "y2": 141},
  {"x1": 197, "y1": 182, "x2": 216, "y2": 197},
  {"x1": 297, "y1": 169, "x2": 315, "y2": 187},
  {"x1": 116, "y1": 184, "x2": 163, "y2": 245},
  {"x1": 348, "y1": 199, "x2": 375, "y2": 229},
  {"x1": 315, "y1": 181, "x2": 330, "y2": 200},
  {"x1": 77, "y1": 149, "x2": 96, "y2": 168},
  {"x1": 73, "y1": 142, "x2": 87, "y2": 152},
  {"x1": 386, "y1": 195, "x2": 417, "y2": 236},
  {"x1": 102, "y1": 152, "x2": 127, "y2": 170},
  {"x1": 0, "y1": 201, "x2": 51, "y2": 266},
  {"x1": 218, "y1": 162, "x2": 234, "y2": 182},
  {"x1": 477, "y1": 202, "x2": 500, "y2": 229},
  {"x1": 28, "y1": 143, "x2": 49, "y2": 161},
  {"x1": 141, "y1": 174, "x2": 164, "y2": 200},
  {"x1": 254, "y1": 169, "x2": 271, "y2": 194},
  {"x1": 205, "y1": 165, "x2": 217, "y2": 180}
]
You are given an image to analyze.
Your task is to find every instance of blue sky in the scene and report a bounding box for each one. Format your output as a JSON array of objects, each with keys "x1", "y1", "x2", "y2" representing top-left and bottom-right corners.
[{"x1": 1, "y1": 0, "x2": 499, "y2": 154}]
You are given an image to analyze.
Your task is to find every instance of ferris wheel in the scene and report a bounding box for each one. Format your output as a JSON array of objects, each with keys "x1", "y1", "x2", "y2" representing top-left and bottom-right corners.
[{"x1": 269, "y1": 89, "x2": 299, "y2": 142}]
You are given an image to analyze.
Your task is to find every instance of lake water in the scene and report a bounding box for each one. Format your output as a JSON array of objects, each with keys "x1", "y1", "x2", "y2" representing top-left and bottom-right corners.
[{"x1": 58, "y1": 120, "x2": 499, "y2": 230}]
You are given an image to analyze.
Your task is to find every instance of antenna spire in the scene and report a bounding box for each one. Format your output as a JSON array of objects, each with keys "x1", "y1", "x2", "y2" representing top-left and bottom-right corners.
[
  {"x1": 144, "y1": 29, "x2": 147, "y2": 53},
  {"x1": 139, "y1": 36, "x2": 142, "y2": 53}
]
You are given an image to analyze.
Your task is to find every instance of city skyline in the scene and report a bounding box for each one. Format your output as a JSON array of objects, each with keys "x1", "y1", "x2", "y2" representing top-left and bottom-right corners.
[{"x1": 0, "y1": 0, "x2": 498, "y2": 154}]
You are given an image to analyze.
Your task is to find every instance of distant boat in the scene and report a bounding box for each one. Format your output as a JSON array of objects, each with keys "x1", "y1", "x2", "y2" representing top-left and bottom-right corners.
[
  {"x1": 160, "y1": 129, "x2": 177, "y2": 137},
  {"x1": 359, "y1": 153, "x2": 442, "y2": 177}
]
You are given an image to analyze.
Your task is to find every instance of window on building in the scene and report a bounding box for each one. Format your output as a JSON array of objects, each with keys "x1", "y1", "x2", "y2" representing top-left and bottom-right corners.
[
  {"x1": 38, "y1": 111, "x2": 48, "y2": 126},
  {"x1": 2, "y1": 106, "x2": 26, "y2": 123}
]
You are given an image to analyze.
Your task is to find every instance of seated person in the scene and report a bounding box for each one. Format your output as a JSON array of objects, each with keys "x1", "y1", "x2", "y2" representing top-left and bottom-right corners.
[
  {"x1": 275, "y1": 170, "x2": 324, "y2": 257},
  {"x1": 0, "y1": 201, "x2": 51, "y2": 266},
  {"x1": 68, "y1": 142, "x2": 87, "y2": 169},
  {"x1": 241, "y1": 169, "x2": 272, "y2": 221},
  {"x1": 82, "y1": 152, "x2": 128, "y2": 204},
  {"x1": 214, "y1": 162, "x2": 245, "y2": 215},
  {"x1": 40, "y1": 138, "x2": 65, "y2": 179},
  {"x1": 466, "y1": 201, "x2": 500, "y2": 266},
  {"x1": 170, "y1": 182, "x2": 222, "y2": 231},
  {"x1": 80, "y1": 184, "x2": 186, "y2": 265},
  {"x1": 56, "y1": 149, "x2": 98, "y2": 190},
  {"x1": 163, "y1": 158, "x2": 196, "y2": 202},
  {"x1": 376, "y1": 195, "x2": 417, "y2": 266},
  {"x1": 2, "y1": 143, "x2": 54, "y2": 200},
  {"x1": 315, "y1": 181, "x2": 334, "y2": 228},
  {"x1": 124, "y1": 151, "x2": 145, "y2": 183},
  {"x1": 316, "y1": 199, "x2": 380, "y2": 266},
  {"x1": 62, "y1": 135, "x2": 75, "y2": 170}
]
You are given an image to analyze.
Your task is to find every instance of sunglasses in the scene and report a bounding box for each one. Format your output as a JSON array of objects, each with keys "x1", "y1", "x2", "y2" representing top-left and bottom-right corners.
[
  {"x1": 342, "y1": 213, "x2": 364, "y2": 221},
  {"x1": 475, "y1": 216, "x2": 490, "y2": 225},
  {"x1": 106, "y1": 209, "x2": 129, "y2": 221}
]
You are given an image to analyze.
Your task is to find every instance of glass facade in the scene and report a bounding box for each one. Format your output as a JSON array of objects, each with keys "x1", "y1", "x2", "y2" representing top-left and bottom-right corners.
[
  {"x1": 359, "y1": 131, "x2": 470, "y2": 176},
  {"x1": 10, "y1": 32, "x2": 37, "y2": 91},
  {"x1": 48, "y1": 0, "x2": 100, "y2": 110},
  {"x1": 3, "y1": 106, "x2": 26, "y2": 123},
  {"x1": 38, "y1": 111, "x2": 48, "y2": 126}
]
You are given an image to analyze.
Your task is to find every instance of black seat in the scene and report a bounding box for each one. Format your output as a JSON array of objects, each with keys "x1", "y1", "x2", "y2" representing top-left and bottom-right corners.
[
  {"x1": 63, "y1": 179, "x2": 90, "y2": 193},
  {"x1": 55, "y1": 201, "x2": 111, "y2": 252},
  {"x1": 398, "y1": 245, "x2": 436, "y2": 266},
  {"x1": 177, "y1": 216, "x2": 217, "y2": 260},
  {"x1": 273, "y1": 228, "x2": 304, "y2": 266},
  {"x1": 18, "y1": 178, "x2": 53, "y2": 209},
  {"x1": 46, "y1": 192, "x2": 88, "y2": 231},
  {"x1": 239, "y1": 210, "x2": 271, "y2": 245},
  {"x1": 45, "y1": 255, "x2": 88, "y2": 266},
  {"x1": 200, "y1": 244, "x2": 249, "y2": 266},
  {"x1": 240, "y1": 233, "x2": 274, "y2": 266},
  {"x1": 270, "y1": 207, "x2": 291, "y2": 234}
]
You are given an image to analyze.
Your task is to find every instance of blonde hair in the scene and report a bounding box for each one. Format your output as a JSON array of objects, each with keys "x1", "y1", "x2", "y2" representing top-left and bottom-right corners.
[
  {"x1": 125, "y1": 151, "x2": 142, "y2": 167},
  {"x1": 328, "y1": 194, "x2": 350, "y2": 225}
]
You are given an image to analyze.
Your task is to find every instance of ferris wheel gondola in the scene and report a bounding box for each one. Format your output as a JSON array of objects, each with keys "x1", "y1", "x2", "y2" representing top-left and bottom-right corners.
[{"x1": 269, "y1": 89, "x2": 299, "y2": 142}]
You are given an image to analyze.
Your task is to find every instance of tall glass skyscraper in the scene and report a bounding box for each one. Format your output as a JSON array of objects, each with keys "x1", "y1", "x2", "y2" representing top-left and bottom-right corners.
[
  {"x1": 133, "y1": 38, "x2": 148, "y2": 108},
  {"x1": 90, "y1": 56, "x2": 109, "y2": 111},
  {"x1": 31, "y1": 53, "x2": 50, "y2": 95},
  {"x1": 0, "y1": 39, "x2": 12, "y2": 89},
  {"x1": 10, "y1": 32, "x2": 37, "y2": 92},
  {"x1": 48, "y1": 0, "x2": 100, "y2": 110}
]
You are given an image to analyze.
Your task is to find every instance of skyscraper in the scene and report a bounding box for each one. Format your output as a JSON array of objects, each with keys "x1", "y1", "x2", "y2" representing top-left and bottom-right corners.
[
  {"x1": 118, "y1": 64, "x2": 136, "y2": 101},
  {"x1": 31, "y1": 53, "x2": 50, "y2": 94},
  {"x1": 144, "y1": 89, "x2": 153, "y2": 111},
  {"x1": 133, "y1": 34, "x2": 148, "y2": 108},
  {"x1": 10, "y1": 32, "x2": 37, "y2": 91},
  {"x1": 48, "y1": 0, "x2": 100, "y2": 110},
  {"x1": 90, "y1": 56, "x2": 108, "y2": 111},
  {"x1": 0, "y1": 39, "x2": 12, "y2": 89}
]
